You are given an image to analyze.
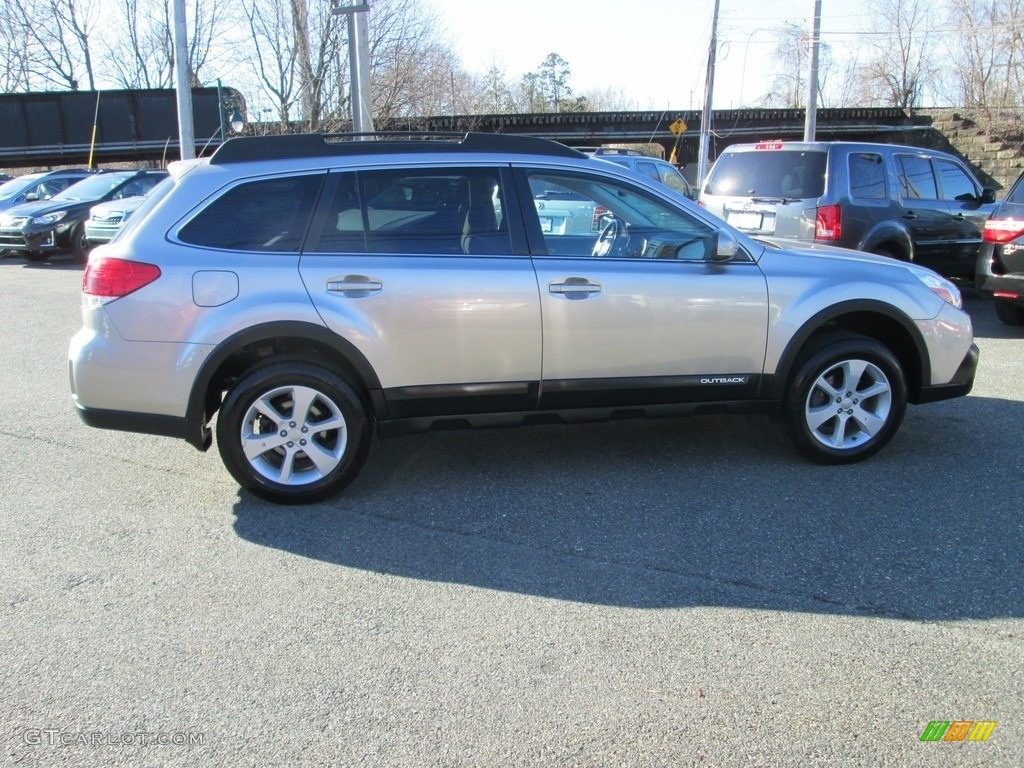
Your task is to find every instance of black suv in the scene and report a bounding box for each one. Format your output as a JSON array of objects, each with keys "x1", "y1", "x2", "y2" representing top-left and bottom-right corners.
[
  {"x1": 976, "y1": 169, "x2": 1024, "y2": 325},
  {"x1": 0, "y1": 169, "x2": 167, "y2": 262},
  {"x1": 700, "y1": 141, "x2": 996, "y2": 278}
]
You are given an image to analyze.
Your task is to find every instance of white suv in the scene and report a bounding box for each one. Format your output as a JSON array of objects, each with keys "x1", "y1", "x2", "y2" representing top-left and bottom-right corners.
[{"x1": 69, "y1": 133, "x2": 978, "y2": 504}]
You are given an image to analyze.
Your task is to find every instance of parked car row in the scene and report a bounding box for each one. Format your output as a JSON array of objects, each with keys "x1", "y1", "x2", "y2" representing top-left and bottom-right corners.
[
  {"x1": 0, "y1": 168, "x2": 166, "y2": 262},
  {"x1": 697, "y1": 139, "x2": 1024, "y2": 326}
]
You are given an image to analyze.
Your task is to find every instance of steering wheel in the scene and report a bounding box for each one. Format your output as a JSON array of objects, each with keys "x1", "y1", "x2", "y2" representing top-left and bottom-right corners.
[{"x1": 592, "y1": 216, "x2": 621, "y2": 257}]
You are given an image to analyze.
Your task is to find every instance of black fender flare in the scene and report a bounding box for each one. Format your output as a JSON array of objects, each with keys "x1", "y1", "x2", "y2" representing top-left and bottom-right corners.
[
  {"x1": 767, "y1": 299, "x2": 930, "y2": 403},
  {"x1": 183, "y1": 321, "x2": 382, "y2": 450}
]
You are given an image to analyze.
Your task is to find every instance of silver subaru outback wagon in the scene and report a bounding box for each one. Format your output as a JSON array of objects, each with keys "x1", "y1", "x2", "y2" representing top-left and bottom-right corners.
[{"x1": 69, "y1": 133, "x2": 978, "y2": 504}]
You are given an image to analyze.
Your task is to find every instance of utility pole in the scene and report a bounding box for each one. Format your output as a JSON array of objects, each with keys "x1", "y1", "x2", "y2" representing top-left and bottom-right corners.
[
  {"x1": 333, "y1": 2, "x2": 375, "y2": 139},
  {"x1": 803, "y1": 0, "x2": 823, "y2": 141},
  {"x1": 171, "y1": 0, "x2": 194, "y2": 159},
  {"x1": 696, "y1": 0, "x2": 720, "y2": 188}
]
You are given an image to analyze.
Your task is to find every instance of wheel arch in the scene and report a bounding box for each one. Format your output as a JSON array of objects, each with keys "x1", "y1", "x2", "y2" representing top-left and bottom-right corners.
[
  {"x1": 770, "y1": 301, "x2": 928, "y2": 403},
  {"x1": 861, "y1": 221, "x2": 913, "y2": 261},
  {"x1": 183, "y1": 321, "x2": 383, "y2": 451}
]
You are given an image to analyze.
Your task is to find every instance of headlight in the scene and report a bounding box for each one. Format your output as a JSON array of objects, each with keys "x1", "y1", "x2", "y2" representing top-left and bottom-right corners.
[
  {"x1": 909, "y1": 268, "x2": 962, "y2": 309},
  {"x1": 31, "y1": 211, "x2": 68, "y2": 226}
]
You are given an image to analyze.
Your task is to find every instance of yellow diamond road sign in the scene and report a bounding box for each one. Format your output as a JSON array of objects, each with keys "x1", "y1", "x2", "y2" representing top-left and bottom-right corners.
[{"x1": 669, "y1": 118, "x2": 687, "y2": 136}]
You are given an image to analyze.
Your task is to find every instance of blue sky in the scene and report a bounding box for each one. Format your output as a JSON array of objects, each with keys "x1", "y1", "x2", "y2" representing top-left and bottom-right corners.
[{"x1": 426, "y1": 0, "x2": 870, "y2": 109}]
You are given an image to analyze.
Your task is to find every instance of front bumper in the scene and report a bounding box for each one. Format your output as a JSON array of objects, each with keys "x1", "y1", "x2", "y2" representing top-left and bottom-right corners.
[
  {"x1": 84, "y1": 223, "x2": 119, "y2": 246},
  {"x1": 910, "y1": 343, "x2": 979, "y2": 404},
  {"x1": 0, "y1": 225, "x2": 66, "y2": 252}
]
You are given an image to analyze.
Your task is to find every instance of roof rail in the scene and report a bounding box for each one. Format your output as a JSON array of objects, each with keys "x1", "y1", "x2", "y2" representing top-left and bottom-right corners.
[
  {"x1": 209, "y1": 131, "x2": 585, "y2": 165},
  {"x1": 591, "y1": 147, "x2": 646, "y2": 156}
]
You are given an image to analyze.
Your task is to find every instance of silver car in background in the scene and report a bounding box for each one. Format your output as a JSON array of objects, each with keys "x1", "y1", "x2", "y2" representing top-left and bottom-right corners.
[
  {"x1": 84, "y1": 194, "x2": 151, "y2": 248},
  {"x1": 69, "y1": 133, "x2": 978, "y2": 504}
]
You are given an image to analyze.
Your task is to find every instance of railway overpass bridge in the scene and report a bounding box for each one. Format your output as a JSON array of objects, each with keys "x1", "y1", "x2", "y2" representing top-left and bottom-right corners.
[{"x1": 0, "y1": 89, "x2": 958, "y2": 180}]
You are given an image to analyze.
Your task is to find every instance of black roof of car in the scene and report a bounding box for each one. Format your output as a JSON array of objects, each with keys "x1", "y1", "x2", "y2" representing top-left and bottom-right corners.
[{"x1": 209, "y1": 132, "x2": 586, "y2": 165}]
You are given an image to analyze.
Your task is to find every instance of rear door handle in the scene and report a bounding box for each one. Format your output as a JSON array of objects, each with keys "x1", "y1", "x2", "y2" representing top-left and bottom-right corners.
[
  {"x1": 903, "y1": 211, "x2": 918, "y2": 220},
  {"x1": 327, "y1": 275, "x2": 383, "y2": 295},
  {"x1": 549, "y1": 277, "x2": 601, "y2": 297}
]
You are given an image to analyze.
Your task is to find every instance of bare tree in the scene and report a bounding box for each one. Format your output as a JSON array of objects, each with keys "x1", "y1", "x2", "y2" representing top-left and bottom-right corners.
[
  {"x1": 242, "y1": 0, "x2": 299, "y2": 124},
  {"x1": 760, "y1": 23, "x2": 808, "y2": 108},
  {"x1": 5, "y1": 0, "x2": 99, "y2": 90},
  {"x1": 104, "y1": 0, "x2": 173, "y2": 88},
  {"x1": 0, "y1": 4, "x2": 32, "y2": 91},
  {"x1": 946, "y1": 0, "x2": 1024, "y2": 111},
  {"x1": 854, "y1": 0, "x2": 936, "y2": 108}
]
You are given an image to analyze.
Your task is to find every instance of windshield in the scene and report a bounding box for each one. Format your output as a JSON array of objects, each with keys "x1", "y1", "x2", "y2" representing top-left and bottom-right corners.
[
  {"x1": 53, "y1": 173, "x2": 134, "y2": 202},
  {"x1": 704, "y1": 150, "x2": 827, "y2": 198}
]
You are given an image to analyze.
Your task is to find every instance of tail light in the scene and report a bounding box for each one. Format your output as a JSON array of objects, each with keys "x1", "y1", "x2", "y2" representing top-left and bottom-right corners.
[
  {"x1": 983, "y1": 218, "x2": 1024, "y2": 244},
  {"x1": 83, "y1": 257, "x2": 161, "y2": 298},
  {"x1": 815, "y1": 204, "x2": 842, "y2": 241}
]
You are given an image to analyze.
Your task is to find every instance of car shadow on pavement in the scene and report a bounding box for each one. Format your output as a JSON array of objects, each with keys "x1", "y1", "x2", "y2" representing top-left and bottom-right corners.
[{"x1": 233, "y1": 392, "x2": 1024, "y2": 622}]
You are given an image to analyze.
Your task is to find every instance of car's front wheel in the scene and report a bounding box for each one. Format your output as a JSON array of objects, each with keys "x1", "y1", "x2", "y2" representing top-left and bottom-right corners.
[
  {"x1": 217, "y1": 361, "x2": 371, "y2": 504},
  {"x1": 70, "y1": 222, "x2": 89, "y2": 264},
  {"x1": 784, "y1": 334, "x2": 907, "y2": 464}
]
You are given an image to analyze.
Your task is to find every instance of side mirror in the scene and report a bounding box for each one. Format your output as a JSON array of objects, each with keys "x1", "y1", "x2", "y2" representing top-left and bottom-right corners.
[
  {"x1": 711, "y1": 230, "x2": 740, "y2": 262},
  {"x1": 981, "y1": 188, "x2": 996, "y2": 204},
  {"x1": 25, "y1": 193, "x2": 38, "y2": 202}
]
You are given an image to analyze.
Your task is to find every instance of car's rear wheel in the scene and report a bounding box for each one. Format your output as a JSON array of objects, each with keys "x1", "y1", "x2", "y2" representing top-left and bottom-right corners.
[
  {"x1": 993, "y1": 298, "x2": 1024, "y2": 326},
  {"x1": 784, "y1": 334, "x2": 907, "y2": 464},
  {"x1": 216, "y1": 361, "x2": 371, "y2": 504}
]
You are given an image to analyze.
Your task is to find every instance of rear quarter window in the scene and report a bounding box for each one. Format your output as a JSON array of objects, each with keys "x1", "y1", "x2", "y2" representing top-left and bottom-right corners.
[{"x1": 178, "y1": 174, "x2": 324, "y2": 252}]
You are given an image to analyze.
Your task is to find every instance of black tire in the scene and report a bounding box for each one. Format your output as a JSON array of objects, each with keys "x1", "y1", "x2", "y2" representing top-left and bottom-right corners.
[
  {"x1": 70, "y1": 222, "x2": 89, "y2": 264},
  {"x1": 216, "y1": 360, "x2": 371, "y2": 504},
  {"x1": 784, "y1": 334, "x2": 907, "y2": 465},
  {"x1": 994, "y1": 298, "x2": 1024, "y2": 326}
]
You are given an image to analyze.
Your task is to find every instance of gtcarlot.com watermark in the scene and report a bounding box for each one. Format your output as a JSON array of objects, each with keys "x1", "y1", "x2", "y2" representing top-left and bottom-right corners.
[{"x1": 22, "y1": 728, "x2": 205, "y2": 747}]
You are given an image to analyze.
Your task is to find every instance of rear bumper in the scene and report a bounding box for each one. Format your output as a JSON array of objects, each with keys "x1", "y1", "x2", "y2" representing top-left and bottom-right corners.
[
  {"x1": 910, "y1": 343, "x2": 979, "y2": 404},
  {"x1": 74, "y1": 404, "x2": 212, "y2": 451}
]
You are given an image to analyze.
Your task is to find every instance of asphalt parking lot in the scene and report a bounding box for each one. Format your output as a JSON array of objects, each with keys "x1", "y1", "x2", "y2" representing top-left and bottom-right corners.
[{"x1": 1, "y1": 256, "x2": 1022, "y2": 767}]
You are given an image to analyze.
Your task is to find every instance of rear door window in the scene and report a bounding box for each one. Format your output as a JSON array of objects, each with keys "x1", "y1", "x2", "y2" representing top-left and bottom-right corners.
[
  {"x1": 308, "y1": 167, "x2": 510, "y2": 255},
  {"x1": 704, "y1": 150, "x2": 827, "y2": 198},
  {"x1": 896, "y1": 156, "x2": 938, "y2": 200}
]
